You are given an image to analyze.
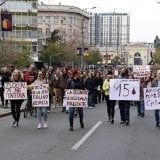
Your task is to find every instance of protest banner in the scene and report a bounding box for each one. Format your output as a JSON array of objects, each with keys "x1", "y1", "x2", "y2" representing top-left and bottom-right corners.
[
  {"x1": 144, "y1": 87, "x2": 160, "y2": 110},
  {"x1": 133, "y1": 65, "x2": 150, "y2": 78},
  {"x1": 32, "y1": 84, "x2": 49, "y2": 107},
  {"x1": 109, "y1": 79, "x2": 140, "y2": 101},
  {"x1": 4, "y1": 82, "x2": 27, "y2": 100},
  {"x1": 65, "y1": 89, "x2": 89, "y2": 108}
]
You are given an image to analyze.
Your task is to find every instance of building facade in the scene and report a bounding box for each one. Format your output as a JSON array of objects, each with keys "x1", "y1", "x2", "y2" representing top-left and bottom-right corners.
[
  {"x1": 0, "y1": 0, "x2": 38, "y2": 59},
  {"x1": 125, "y1": 42, "x2": 154, "y2": 67},
  {"x1": 89, "y1": 12, "x2": 130, "y2": 49},
  {"x1": 38, "y1": 4, "x2": 89, "y2": 52}
]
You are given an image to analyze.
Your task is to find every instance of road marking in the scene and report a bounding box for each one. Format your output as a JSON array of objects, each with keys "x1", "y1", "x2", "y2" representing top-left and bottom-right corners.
[
  {"x1": 115, "y1": 104, "x2": 118, "y2": 110},
  {"x1": 71, "y1": 121, "x2": 103, "y2": 150}
]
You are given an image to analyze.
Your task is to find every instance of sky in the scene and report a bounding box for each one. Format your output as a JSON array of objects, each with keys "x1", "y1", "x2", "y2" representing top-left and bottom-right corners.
[{"x1": 41, "y1": 0, "x2": 160, "y2": 43}]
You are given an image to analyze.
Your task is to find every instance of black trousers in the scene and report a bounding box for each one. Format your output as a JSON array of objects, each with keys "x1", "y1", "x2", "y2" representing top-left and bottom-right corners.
[
  {"x1": 69, "y1": 107, "x2": 83, "y2": 127},
  {"x1": 119, "y1": 101, "x2": 130, "y2": 122},
  {"x1": 0, "y1": 88, "x2": 4, "y2": 105},
  {"x1": 105, "y1": 95, "x2": 116, "y2": 120},
  {"x1": 10, "y1": 100, "x2": 23, "y2": 122}
]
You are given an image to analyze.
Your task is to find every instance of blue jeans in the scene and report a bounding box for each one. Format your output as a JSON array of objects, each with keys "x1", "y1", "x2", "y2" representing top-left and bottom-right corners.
[
  {"x1": 155, "y1": 110, "x2": 160, "y2": 124},
  {"x1": 48, "y1": 93, "x2": 52, "y2": 111},
  {"x1": 137, "y1": 101, "x2": 144, "y2": 114},
  {"x1": 36, "y1": 107, "x2": 47, "y2": 123},
  {"x1": 88, "y1": 91, "x2": 94, "y2": 107}
]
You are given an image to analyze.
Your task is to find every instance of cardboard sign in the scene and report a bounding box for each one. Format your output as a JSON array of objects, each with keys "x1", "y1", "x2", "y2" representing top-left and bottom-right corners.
[
  {"x1": 65, "y1": 89, "x2": 89, "y2": 108},
  {"x1": 144, "y1": 87, "x2": 160, "y2": 110},
  {"x1": 4, "y1": 82, "x2": 27, "y2": 100},
  {"x1": 133, "y1": 65, "x2": 150, "y2": 78},
  {"x1": 32, "y1": 84, "x2": 49, "y2": 107},
  {"x1": 109, "y1": 79, "x2": 140, "y2": 101}
]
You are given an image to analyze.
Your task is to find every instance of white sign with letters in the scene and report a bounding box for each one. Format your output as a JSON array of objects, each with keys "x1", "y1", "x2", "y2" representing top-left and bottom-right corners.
[
  {"x1": 144, "y1": 87, "x2": 160, "y2": 110},
  {"x1": 32, "y1": 84, "x2": 49, "y2": 107},
  {"x1": 109, "y1": 79, "x2": 140, "y2": 101},
  {"x1": 4, "y1": 82, "x2": 27, "y2": 100},
  {"x1": 133, "y1": 65, "x2": 150, "y2": 78},
  {"x1": 65, "y1": 89, "x2": 88, "y2": 108}
]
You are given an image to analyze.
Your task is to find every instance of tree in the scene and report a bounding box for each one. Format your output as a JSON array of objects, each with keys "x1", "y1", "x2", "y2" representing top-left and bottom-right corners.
[
  {"x1": 84, "y1": 50, "x2": 102, "y2": 65},
  {"x1": 40, "y1": 43, "x2": 79, "y2": 67},
  {"x1": 0, "y1": 39, "x2": 31, "y2": 68},
  {"x1": 47, "y1": 30, "x2": 61, "y2": 44}
]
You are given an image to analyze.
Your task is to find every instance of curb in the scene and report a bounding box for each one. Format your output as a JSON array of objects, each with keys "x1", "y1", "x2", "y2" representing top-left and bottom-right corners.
[
  {"x1": 0, "y1": 111, "x2": 12, "y2": 118},
  {"x1": 0, "y1": 109, "x2": 25, "y2": 118}
]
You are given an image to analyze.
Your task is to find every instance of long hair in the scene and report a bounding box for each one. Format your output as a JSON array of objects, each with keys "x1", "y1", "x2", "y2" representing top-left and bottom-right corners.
[{"x1": 10, "y1": 69, "x2": 23, "y2": 82}]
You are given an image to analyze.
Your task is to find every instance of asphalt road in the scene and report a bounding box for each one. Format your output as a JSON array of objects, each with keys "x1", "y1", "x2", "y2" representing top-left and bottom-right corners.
[{"x1": 0, "y1": 102, "x2": 159, "y2": 160}]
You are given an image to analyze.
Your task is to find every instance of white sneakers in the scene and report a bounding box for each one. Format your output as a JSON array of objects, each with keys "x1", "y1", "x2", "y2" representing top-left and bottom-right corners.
[
  {"x1": 37, "y1": 122, "x2": 48, "y2": 129},
  {"x1": 11, "y1": 121, "x2": 18, "y2": 127},
  {"x1": 37, "y1": 123, "x2": 42, "y2": 129},
  {"x1": 43, "y1": 122, "x2": 48, "y2": 129}
]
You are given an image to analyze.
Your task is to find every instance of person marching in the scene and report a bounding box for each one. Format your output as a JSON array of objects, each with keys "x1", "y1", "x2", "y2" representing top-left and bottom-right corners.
[
  {"x1": 137, "y1": 77, "x2": 146, "y2": 117},
  {"x1": 118, "y1": 68, "x2": 131, "y2": 126},
  {"x1": 10, "y1": 70, "x2": 24, "y2": 127},
  {"x1": 103, "y1": 73, "x2": 116, "y2": 124},
  {"x1": 66, "y1": 70, "x2": 85, "y2": 131},
  {"x1": 151, "y1": 69, "x2": 160, "y2": 127},
  {"x1": 33, "y1": 71, "x2": 48, "y2": 129}
]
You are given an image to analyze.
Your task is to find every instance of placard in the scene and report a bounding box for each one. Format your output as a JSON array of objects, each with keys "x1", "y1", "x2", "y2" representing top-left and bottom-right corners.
[
  {"x1": 32, "y1": 84, "x2": 49, "y2": 107},
  {"x1": 144, "y1": 87, "x2": 160, "y2": 110},
  {"x1": 109, "y1": 79, "x2": 140, "y2": 100},
  {"x1": 4, "y1": 82, "x2": 27, "y2": 100},
  {"x1": 65, "y1": 89, "x2": 88, "y2": 108},
  {"x1": 133, "y1": 65, "x2": 150, "y2": 78}
]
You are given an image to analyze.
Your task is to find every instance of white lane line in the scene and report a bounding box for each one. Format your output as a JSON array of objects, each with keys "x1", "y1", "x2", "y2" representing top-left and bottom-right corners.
[
  {"x1": 71, "y1": 121, "x2": 103, "y2": 150},
  {"x1": 115, "y1": 104, "x2": 118, "y2": 110}
]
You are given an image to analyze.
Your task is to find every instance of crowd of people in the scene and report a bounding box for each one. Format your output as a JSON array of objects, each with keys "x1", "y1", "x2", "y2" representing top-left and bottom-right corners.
[{"x1": 0, "y1": 64, "x2": 160, "y2": 130}]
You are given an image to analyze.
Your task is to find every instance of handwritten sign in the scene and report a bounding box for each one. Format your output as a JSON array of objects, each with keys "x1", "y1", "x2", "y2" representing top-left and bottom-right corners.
[
  {"x1": 144, "y1": 87, "x2": 160, "y2": 110},
  {"x1": 133, "y1": 65, "x2": 150, "y2": 78},
  {"x1": 32, "y1": 84, "x2": 49, "y2": 107},
  {"x1": 4, "y1": 82, "x2": 27, "y2": 100},
  {"x1": 109, "y1": 79, "x2": 140, "y2": 100},
  {"x1": 65, "y1": 89, "x2": 88, "y2": 108}
]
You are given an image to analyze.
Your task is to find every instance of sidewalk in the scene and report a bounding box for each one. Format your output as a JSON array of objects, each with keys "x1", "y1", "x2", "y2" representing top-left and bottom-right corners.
[{"x1": 0, "y1": 101, "x2": 26, "y2": 118}]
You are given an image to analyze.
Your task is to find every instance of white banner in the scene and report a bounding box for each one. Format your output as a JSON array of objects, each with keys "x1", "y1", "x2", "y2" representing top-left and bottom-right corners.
[
  {"x1": 133, "y1": 65, "x2": 150, "y2": 78},
  {"x1": 109, "y1": 79, "x2": 140, "y2": 101},
  {"x1": 4, "y1": 82, "x2": 27, "y2": 100},
  {"x1": 32, "y1": 84, "x2": 49, "y2": 107},
  {"x1": 65, "y1": 89, "x2": 89, "y2": 108},
  {"x1": 144, "y1": 87, "x2": 160, "y2": 110}
]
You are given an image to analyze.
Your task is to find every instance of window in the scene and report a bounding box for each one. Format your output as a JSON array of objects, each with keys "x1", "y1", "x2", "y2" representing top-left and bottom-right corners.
[
  {"x1": 32, "y1": 45, "x2": 37, "y2": 52},
  {"x1": 45, "y1": 16, "x2": 51, "y2": 24},
  {"x1": 38, "y1": 16, "x2": 43, "y2": 24},
  {"x1": 61, "y1": 17, "x2": 66, "y2": 25},
  {"x1": 22, "y1": 31, "x2": 28, "y2": 38},
  {"x1": 38, "y1": 28, "x2": 42, "y2": 36},
  {"x1": 53, "y1": 17, "x2": 59, "y2": 25},
  {"x1": 46, "y1": 28, "x2": 50, "y2": 36}
]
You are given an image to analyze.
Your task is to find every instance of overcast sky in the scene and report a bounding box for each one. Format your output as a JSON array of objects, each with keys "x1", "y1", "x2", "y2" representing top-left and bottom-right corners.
[{"x1": 41, "y1": 0, "x2": 160, "y2": 43}]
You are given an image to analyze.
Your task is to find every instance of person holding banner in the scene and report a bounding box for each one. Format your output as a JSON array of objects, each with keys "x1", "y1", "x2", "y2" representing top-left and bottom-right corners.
[
  {"x1": 33, "y1": 71, "x2": 49, "y2": 129},
  {"x1": 66, "y1": 70, "x2": 85, "y2": 131},
  {"x1": 10, "y1": 70, "x2": 24, "y2": 127},
  {"x1": 119, "y1": 68, "x2": 130, "y2": 126},
  {"x1": 151, "y1": 70, "x2": 160, "y2": 127}
]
